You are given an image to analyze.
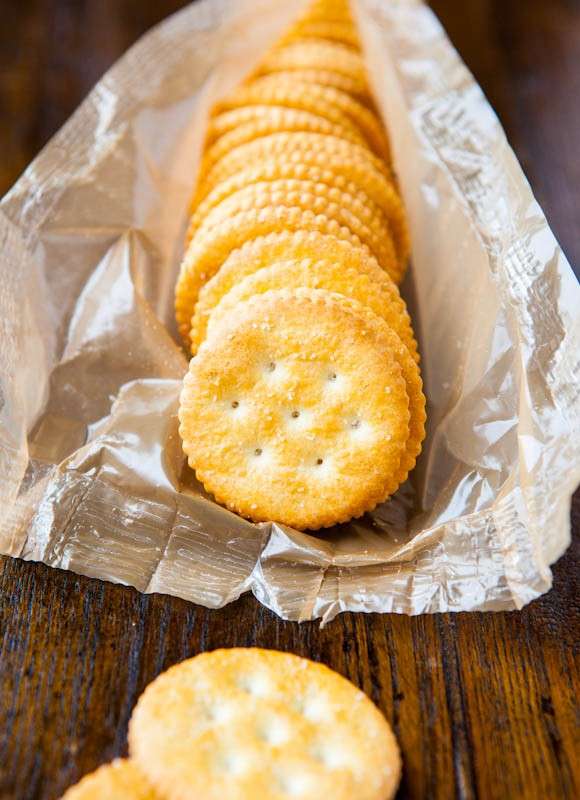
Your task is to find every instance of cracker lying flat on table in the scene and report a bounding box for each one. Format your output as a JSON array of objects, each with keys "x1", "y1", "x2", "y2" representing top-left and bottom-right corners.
[
  {"x1": 129, "y1": 648, "x2": 401, "y2": 800},
  {"x1": 179, "y1": 288, "x2": 410, "y2": 529},
  {"x1": 60, "y1": 759, "x2": 159, "y2": 800}
]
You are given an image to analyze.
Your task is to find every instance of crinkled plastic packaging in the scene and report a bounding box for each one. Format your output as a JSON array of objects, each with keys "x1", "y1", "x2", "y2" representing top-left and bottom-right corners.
[{"x1": 1, "y1": 0, "x2": 579, "y2": 623}]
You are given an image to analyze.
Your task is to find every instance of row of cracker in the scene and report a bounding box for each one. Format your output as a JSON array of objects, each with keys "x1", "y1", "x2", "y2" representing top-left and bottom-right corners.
[
  {"x1": 175, "y1": 0, "x2": 426, "y2": 529},
  {"x1": 61, "y1": 648, "x2": 401, "y2": 800}
]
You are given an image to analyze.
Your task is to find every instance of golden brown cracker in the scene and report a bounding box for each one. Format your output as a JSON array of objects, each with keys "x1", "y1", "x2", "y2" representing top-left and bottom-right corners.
[
  {"x1": 129, "y1": 648, "x2": 401, "y2": 800},
  {"x1": 191, "y1": 148, "x2": 409, "y2": 271},
  {"x1": 189, "y1": 231, "x2": 404, "y2": 350},
  {"x1": 236, "y1": 73, "x2": 391, "y2": 162},
  {"x1": 256, "y1": 40, "x2": 367, "y2": 85},
  {"x1": 178, "y1": 288, "x2": 411, "y2": 528},
  {"x1": 193, "y1": 180, "x2": 397, "y2": 279},
  {"x1": 206, "y1": 257, "x2": 418, "y2": 365},
  {"x1": 175, "y1": 208, "x2": 367, "y2": 344},
  {"x1": 60, "y1": 760, "x2": 159, "y2": 800},
  {"x1": 246, "y1": 68, "x2": 373, "y2": 105},
  {"x1": 216, "y1": 77, "x2": 390, "y2": 160},
  {"x1": 201, "y1": 107, "x2": 365, "y2": 175}
]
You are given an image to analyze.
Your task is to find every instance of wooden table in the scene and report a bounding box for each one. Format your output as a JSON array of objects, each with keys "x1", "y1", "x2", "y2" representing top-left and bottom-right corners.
[{"x1": 1, "y1": 2, "x2": 578, "y2": 798}]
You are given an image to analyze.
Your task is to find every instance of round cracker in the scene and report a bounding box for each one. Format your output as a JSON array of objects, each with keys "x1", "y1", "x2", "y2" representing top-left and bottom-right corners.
[
  {"x1": 129, "y1": 648, "x2": 401, "y2": 800},
  {"x1": 192, "y1": 132, "x2": 408, "y2": 276},
  {"x1": 60, "y1": 759, "x2": 159, "y2": 800},
  {"x1": 201, "y1": 107, "x2": 365, "y2": 175},
  {"x1": 189, "y1": 232, "x2": 403, "y2": 350},
  {"x1": 191, "y1": 149, "x2": 409, "y2": 270},
  {"x1": 205, "y1": 105, "x2": 363, "y2": 147},
  {"x1": 256, "y1": 40, "x2": 367, "y2": 85},
  {"x1": 206, "y1": 257, "x2": 418, "y2": 365},
  {"x1": 175, "y1": 208, "x2": 367, "y2": 343},
  {"x1": 245, "y1": 68, "x2": 374, "y2": 105},
  {"x1": 282, "y1": 21, "x2": 361, "y2": 49},
  {"x1": 196, "y1": 132, "x2": 392, "y2": 201},
  {"x1": 178, "y1": 288, "x2": 411, "y2": 528},
  {"x1": 187, "y1": 161, "x2": 381, "y2": 240},
  {"x1": 193, "y1": 180, "x2": 398, "y2": 279},
  {"x1": 312, "y1": 291, "x2": 426, "y2": 493},
  {"x1": 215, "y1": 77, "x2": 390, "y2": 160}
]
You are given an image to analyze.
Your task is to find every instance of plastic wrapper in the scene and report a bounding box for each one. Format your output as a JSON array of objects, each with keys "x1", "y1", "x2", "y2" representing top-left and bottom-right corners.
[{"x1": 1, "y1": 0, "x2": 578, "y2": 623}]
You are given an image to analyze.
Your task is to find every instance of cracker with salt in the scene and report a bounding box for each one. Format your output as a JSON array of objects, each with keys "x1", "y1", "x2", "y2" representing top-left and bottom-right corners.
[
  {"x1": 216, "y1": 77, "x2": 390, "y2": 160},
  {"x1": 201, "y1": 109, "x2": 365, "y2": 178},
  {"x1": 194, "y1": 180, "x2": 397, "y2": 279},
  {"x1": 129, "y1": 648, "x2": 401, "y2": 800},
  {"x1": 60, "y1": 759, "x2": 159, "y2": 800},
  {"x1": 175, "y1": 208, "x2": 367, "y2": 344},
  {"x1": 206, "y1": 257, "x2": 419, "y2": 365},
  {"x1": 256, "y1": 40, "x2": 368, "y2": 86},
  {"x1": 178, "y1": 288, "x2": 411, "y2": 528},
  {"x1": 189, "y1": 232, "x2": 405, "y2": 350}
]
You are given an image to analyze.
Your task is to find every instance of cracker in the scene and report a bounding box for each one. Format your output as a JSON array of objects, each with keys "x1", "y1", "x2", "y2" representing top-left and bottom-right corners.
[
  {"x1": 282, "y1": 22, "x2": 361, "y2": 50},
  {"x1": 245, "y1": 68, "x2": 373, "y2": 105},
  {"x1": 196, "y1": 133, "x2": 392, "y2": 200},
  {"x1": 193, "y1": 180, "x2": 398, "y2": 279},
  {"x1": 256, "y1": 40, "x2": 367, "y2": 86},
  {"x1": 187, "y1": 161, "x2": 379, "y2": 240},
  {"x1": 206, "y1": 258, "x2": 419, "y2": 366},
  {"x1": 216, "y1": 77, "x2": 390, "y2": 160},
  {"x1": 189, "y1": 231, "x2": 404, "y2": 349},
  {"x1": 191, "y1": 132, "x2": 408, "y2": 276},
  {"x1": 301, "y1": 0, "x2": 353, "y2": 22},
  {"x1": 234, "y1": 73, "x2": 391, "y2": 162},
  {"x1": 129, "y1": 648, "x2": 401, "y2": 800},
  {"x1": 201, "y1": 108, "x2": 365, "y2": 175},
  {"x1": 175, "y1": 208, "x2": 367, "y2": 343},
  {"x1": 206, "y1": 105, "x2": 362, "y2": 147},
  {"x1": 60, "y1": 759, "x2": 159, "y2": 800},
  {"x1": 178, "y1": 288, "x2": 411, "y2": 528},
  {"x1": 212, "y1": 85, "x2": 367, "y2": 155},
  {"x1": 311, "y1": 291, "x2": 426, "y2": 492}
]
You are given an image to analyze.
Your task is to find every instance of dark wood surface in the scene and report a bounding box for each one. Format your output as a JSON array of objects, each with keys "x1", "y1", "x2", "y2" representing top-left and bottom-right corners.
[{"x1": 1, "y1": 1, "x2": 578, "y2": 798}]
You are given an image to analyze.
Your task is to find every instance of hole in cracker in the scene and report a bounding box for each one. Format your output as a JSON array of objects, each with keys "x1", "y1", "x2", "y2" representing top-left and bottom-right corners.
[
  {"x1": 350, "y1": 419, "x2": 361, "y2": 429},
  {"x1": 311, "y1": 741, "x2": 344, "y2": 770},
  {"x1": 256, "y1": 716, "x2": 290, "y2": 746},
  {"x1": 231, "y1": 400, "x2": 239, "y2": 409},
  {"x1": 291, "y1": 410, "x2": 300, "y2": 419},
  {"x1": 277, "y1": 772, "x2": 312, "y2": 796},
  {"x1": 254, "y1": 448, "x2": 263, "y2": 456},
  {"x1": 267, "y1": 361, "x2": 277, "y2": 372},
  {"x1": 216, "y1": 749, "x2": 249, "y2": 776},
  {"x1": 301, "y1": 694, "x2": 330, "y2": 723},
  {"x1": 328, "y1": 372, "x2": 337, "y2": 381},
  {"x1": 236, "y1": 672, "x2": 271, "y2": 697},
  {"x1": 316, "y1": 458, "x2": 324, "y2": 465}
]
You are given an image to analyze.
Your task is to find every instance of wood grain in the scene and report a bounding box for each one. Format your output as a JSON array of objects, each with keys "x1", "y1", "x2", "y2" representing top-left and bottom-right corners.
[{"x1": 0, "y1": 1, "x2": 578, "y2": 799}]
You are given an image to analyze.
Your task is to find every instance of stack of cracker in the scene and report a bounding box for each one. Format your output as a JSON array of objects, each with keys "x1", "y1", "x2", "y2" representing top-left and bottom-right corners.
[
  {"x1": 176, "y1": 0, "x2": 426, "y2": 530},
  {"x1": 61, "y1": 648, "x2": 401, "y2": 799}
]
